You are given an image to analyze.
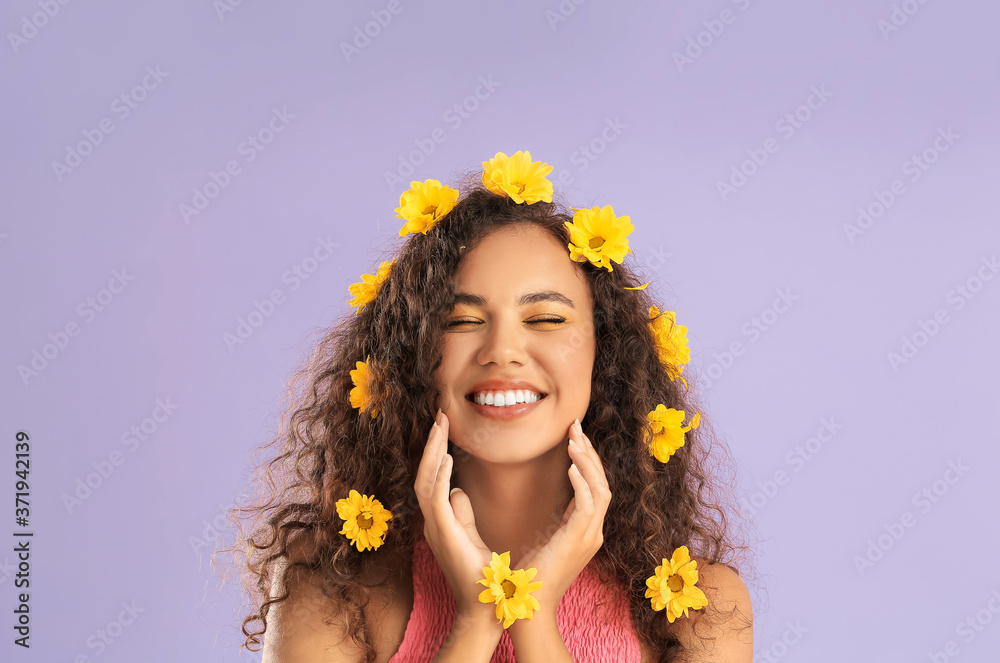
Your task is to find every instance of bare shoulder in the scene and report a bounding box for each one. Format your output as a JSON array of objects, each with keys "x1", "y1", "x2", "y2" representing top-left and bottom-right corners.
[
  {"x1": 261, "y1": 540, "x2": 413, "y2": 663},
  {"x1": 668, "y1": 558, "x2": 754, "y2": 663}
]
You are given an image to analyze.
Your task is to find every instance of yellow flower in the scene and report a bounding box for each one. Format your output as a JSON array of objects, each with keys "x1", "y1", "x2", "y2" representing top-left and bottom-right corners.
[
  {"x1": 564, "y1": 205, "x2": 634, "y2": 272},
  {"x1": 482, "y1": 151, "x2": 553, "y2": 205},
  {"x1": 348, "y1": 259, "x2": 395, "y2": 313},
  {"x1": 644, "y1": 545, "x2": 709, "y2": 622},
  {"x1": 646, "y1": 405, "x2": 701, "y2": 463},
  {"x1": 648, "y1": 305, "x2": 690, "y2": 387},
  {"x1": 395, "y1": 179, "x2": 459, "y2": 236},
  {"x1": 349, "y1": 356, "x2": 381, "y2": 417},
  {"x1": 335, "y1": 489, "x2": 393, "y2": 552},
  {"x1": 477, "y1": 551, "x2": 543, "y2": 629}
]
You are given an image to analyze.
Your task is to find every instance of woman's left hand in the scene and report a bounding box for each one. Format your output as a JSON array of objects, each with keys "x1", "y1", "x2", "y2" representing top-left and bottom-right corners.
[{"x1": 514, "y1": 417, "x2": 611, "y2": 621}]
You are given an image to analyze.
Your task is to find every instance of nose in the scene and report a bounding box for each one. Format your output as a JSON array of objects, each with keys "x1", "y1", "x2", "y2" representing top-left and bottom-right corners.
[{"x1": 476, "y1": 316, "x2": 528, "y2": 367}]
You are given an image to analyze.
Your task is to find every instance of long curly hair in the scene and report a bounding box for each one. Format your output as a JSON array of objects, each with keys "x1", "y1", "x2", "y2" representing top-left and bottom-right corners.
[{"x1": 218, "y1": 172, "x2": 760, "y2": 662}]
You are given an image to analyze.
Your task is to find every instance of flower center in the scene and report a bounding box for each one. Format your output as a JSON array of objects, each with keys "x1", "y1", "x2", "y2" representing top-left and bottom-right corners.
[
  {"x1": 501, "y1": 579, "x2": 517, "y2": 599},
  {"x1": 588, "y1": 236, "x2": 605, "y2": 249},
  {"x1": 421, "y1": 204, "x2": 437, "y2": 216},
  {"x1": 516, "y1": 183, "x2": 525, "y2": 194},
  {"x1": 666, "y1": 574, "x2": 684, "y2": 593},
  {"x1": 356, "y1": 513, "x2": 373, "y2": 530}
]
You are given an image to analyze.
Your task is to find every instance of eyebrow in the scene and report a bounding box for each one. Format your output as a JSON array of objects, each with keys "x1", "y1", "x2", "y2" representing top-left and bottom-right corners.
[{"x1": 452, "y1": 290, "x2": 576, "y2": 309}]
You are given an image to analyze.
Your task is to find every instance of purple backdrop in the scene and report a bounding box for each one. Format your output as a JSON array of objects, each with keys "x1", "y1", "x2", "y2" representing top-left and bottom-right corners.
[{"x1": 2, "y1": 0, "x2": 999, "y2": 661}]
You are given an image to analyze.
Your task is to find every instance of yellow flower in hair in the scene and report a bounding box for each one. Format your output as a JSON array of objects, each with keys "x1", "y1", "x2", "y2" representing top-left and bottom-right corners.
[
  {"x1": 646, "y1": 405, "x2": 701, "y2": 463},
  {"x1": 395, "y1": 179, "x2": 459, "y2": 236},
  {"x1": 564, "y1": 205, "x2": 634, "y2": 272},
  {"x1": 349, "y1": 356, "x2": 381, "y2": 417},
  {"x1": 648, "y1": 305, "x2": 690, "y2": 387},
  {"x1": 482, "y1": 151, "x2": 553, "y2": 204},
  {"x1": 477, "y1": 551, "x2": 544, "y2": 629},
  {"x1": 645, "y1": 546, "x2": 709, "y2": 622},
  {"x1": 336, "y1": 489, "x2": 393, "y2": 551},
  {"x1": 348, "y1": 259, "x2": 395, "y2": 313}
]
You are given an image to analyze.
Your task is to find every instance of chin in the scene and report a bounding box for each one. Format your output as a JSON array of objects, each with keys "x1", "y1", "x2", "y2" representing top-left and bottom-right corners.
[{"x1": 449, "y1": 423, "x2": 561, "y2": 464}]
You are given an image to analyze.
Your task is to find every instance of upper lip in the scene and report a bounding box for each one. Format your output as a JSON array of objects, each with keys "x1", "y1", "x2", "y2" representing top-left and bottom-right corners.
[{"x1": 466, "y1": 379, "x2": 547, "y2": 398}]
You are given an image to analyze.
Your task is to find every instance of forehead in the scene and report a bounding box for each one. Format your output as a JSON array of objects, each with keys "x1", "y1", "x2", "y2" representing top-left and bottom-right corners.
[{"x1": 453, "y1": 225, "x2": 591, "y2": 304}]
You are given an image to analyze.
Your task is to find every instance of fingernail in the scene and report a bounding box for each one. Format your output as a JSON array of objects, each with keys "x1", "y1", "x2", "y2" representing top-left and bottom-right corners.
[{"x1": 450, "y1": 487, "x2": 460, "y2": 496}]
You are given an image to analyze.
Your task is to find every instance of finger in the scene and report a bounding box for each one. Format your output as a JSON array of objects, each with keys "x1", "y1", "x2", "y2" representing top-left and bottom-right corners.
[
  {"x1": 433, "y1": 453, "x2": 455, "y2": 515},
  {"x1": 573, "y1": 445, "x2": 610, "y2": 514},
  {"x1": 558, "y1": 496, "x2": 576, "y2": 528},
  {"x1": 414, "y1": 423, "x2": 440, "y2": 496},
  {"x1": 575, "y1": 425, "x2": 608, "y2": 485},
  {"x1": 571, "y1": 436, "x2": 612, "y2": 524},
  {"x1": 566, "y1": 461, "x2": 594, "y2": 528},
  {"x1": 568, "y1": 434, "x2": 605, "y2": 493},
  {"x1": 584, "y1": 435, "x2": 607, "y2": 481},
  {"x1": 415, "y1": 418, "x2": 448, "y2": 502},
  {"x1": 450, "y1": 488, "x2": 488, "y2": 549}
]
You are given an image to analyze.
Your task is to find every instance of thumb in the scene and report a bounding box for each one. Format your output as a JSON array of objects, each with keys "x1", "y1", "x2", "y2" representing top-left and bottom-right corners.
[{"x1": 450, "y1": 488, "x2": 486, "y2": 546}]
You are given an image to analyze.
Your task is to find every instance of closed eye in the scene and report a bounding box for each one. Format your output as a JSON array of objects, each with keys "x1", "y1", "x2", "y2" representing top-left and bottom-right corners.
[{"x1": 446, "y1": 317, "x2": 566, "y2": 328}]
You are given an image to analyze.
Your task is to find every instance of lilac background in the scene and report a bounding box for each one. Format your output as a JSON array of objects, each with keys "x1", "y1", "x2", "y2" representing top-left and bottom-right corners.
[{"x1": 2, "y1": 0, "x2": 999, "y2": 660}]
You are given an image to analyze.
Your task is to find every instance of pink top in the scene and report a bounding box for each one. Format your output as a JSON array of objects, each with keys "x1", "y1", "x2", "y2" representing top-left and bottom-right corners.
[{"x1": 389, "y1": 536, "x2": 642, "y2": 662}]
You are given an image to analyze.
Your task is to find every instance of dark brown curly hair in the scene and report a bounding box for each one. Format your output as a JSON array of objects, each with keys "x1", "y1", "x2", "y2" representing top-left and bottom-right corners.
[{"x1": 217, "y1": 171, "x2": 760, "y2": 662}]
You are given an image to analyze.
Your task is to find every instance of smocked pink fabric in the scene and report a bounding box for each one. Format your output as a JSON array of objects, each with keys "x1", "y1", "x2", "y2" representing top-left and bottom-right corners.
[{"x1": 389, "y1": 536, "x2": 642, "y2": 662}]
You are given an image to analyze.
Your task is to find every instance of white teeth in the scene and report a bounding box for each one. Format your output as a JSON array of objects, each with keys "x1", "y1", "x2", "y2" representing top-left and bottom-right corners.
[{"x1": 472, "y1": 389, "x2": 542, "y2": 407}]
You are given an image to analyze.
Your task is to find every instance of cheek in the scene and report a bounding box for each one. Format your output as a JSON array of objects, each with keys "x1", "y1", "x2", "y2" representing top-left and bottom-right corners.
[{"x1": 547, "y1": 336, "x2": 595, "y2": 403}]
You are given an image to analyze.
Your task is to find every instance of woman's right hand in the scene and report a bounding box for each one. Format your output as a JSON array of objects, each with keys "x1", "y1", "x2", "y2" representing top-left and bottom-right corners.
[{"x1": 414, "y1": 409, "x2": 502, "y2": 632}]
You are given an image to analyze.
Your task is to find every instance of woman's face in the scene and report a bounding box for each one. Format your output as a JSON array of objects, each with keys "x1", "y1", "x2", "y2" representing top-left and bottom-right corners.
[{"x1": 433, "y1": 223, "x2": 596, "y2": 463}]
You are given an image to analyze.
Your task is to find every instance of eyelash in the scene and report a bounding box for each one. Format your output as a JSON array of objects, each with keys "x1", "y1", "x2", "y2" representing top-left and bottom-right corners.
[{"x1": 447, "y1": 317, "x2": 566, "y2": 328}]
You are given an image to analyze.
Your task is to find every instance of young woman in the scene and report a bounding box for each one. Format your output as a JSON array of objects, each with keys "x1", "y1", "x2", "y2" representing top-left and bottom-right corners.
[{"x1": 225, "y1": 152, "x2": 756, "y2": 662}]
